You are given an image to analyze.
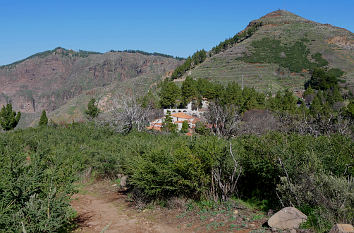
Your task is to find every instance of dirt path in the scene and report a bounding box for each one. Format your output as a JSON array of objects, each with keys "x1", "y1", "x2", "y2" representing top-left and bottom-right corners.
[
  {"x1": 71, "y1": 181, "x2": 186, "y2": 233},
  {"x1": 71, "y1": 181, "x2": 269, "y2": 233}
]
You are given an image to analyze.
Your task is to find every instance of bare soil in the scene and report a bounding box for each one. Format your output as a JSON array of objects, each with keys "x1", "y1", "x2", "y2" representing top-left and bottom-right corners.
[{"x1": 71, "y1": 181, "x2": 269, "y2": 233}]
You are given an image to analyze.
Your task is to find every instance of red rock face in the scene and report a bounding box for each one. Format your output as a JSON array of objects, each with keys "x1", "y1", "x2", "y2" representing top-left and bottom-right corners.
[{"x1": 0, "y1": 49, "x2": 182, "y2": 113}]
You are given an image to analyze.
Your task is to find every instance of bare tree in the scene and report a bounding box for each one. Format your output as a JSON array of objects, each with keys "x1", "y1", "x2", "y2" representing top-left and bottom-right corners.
[
  {"x1": 97, "y1": 95, "x2": 155, "y2": 133},
  {"x1": 211, "y1": 142, "x2": 242, "y2": 201},
  {"x1": 238, "y1": 109, "x2": 279, "y2": 135},
  {"x1": 277, "y1": 111, "x2": 352, "y2": 137},
  {"x1": 205, "y1": 102, "x2": 240, "y2": 137}
]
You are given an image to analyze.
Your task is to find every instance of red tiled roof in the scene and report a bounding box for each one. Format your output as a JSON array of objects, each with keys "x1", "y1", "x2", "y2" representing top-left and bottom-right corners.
[{"x1": 171, "y1": 112, "x2": 193, "y2": 119}]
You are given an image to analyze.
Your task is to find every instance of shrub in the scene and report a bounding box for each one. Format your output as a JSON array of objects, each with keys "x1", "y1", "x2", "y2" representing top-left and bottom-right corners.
[
  {"x1": 127, "y1": 138, "x2": 208, "y2": 200},
  {"x1": 0, "y1": 123, "x2": 352, "y2": 232},
  {"x1": 39, "y1": 110, "x2": 48, "y2": 126},
  {"x1": 181, "y1": 121, "x2": 189, "y2": 133},
  {"x1": 240, "y1": 38, "x2": 328, "y2": 73},
  {"x1": 195, "y1": 122, "x2": 210, "y2": 135},
  {"x1": 85, "y1": 98, "x2": 99, "y2": 119},
  {"x1": 278, "y1": 173, "x2": 353, "y2": 232},
  {"x1": 0, "y1": 104, "x2": 21, "y2": 131}
]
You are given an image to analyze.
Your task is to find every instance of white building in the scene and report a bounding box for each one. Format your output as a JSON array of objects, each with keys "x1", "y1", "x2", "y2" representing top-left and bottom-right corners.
[
  {"x1": 148, "y1": 100, "x2": 208, "y2": 133},
  {"x1": 163, "y1": 99, "x2": 208, "y2": 118}
]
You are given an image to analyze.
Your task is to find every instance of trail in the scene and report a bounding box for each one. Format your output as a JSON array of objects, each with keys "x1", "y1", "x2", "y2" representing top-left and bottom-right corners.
[{"x1": 71, "y1": 181, "x2": 184, "y2": 233}]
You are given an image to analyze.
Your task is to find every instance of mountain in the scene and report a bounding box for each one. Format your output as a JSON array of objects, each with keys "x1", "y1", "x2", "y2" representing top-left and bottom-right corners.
[
  {"x1": 0, "y1": 47, "x2": 183, "y2": 126},
  {"x1": 1, "y1": 10, "x2": 353, "y2": 127},
  {"x1": 180, "y1": 10, "x2": 354, "y2": 93}
]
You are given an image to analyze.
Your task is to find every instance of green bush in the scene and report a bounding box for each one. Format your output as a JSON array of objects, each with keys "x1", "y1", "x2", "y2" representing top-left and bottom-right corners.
[
  {"x1": 0, "y1": 123, "x2": 352, "y2": 232},
  {"x1": 240, "y1": 38, "x2": 328, "y2": 73}
]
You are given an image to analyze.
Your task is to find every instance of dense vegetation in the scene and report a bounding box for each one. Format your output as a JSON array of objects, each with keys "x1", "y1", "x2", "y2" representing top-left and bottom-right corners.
[
  {"x1": 239, "y1": 38, "x2": 329, "y2": 73},
  {"x1": 0, "y1": 124, "x2": 352, "y2": 232},
  {"x1": 158, "y1": 71, "x2": 352, "y2": 126},
  {"x1": 171, "y1": 50, "x2": 207, "y2": 79}
]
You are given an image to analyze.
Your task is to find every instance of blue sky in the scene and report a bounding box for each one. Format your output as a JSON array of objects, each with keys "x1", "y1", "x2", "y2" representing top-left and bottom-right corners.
[{"x1": 0, "y1": 0, "x2": 353, "y2": 65}]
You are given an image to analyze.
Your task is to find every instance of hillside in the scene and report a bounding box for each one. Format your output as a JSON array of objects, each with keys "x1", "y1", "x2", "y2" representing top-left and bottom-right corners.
[
  {"x1": 0, "y1": 47, "x2": 183, "y2": 126},
  {"x1": 182, "y1": 10, "x2": 354, "y2": 92}
]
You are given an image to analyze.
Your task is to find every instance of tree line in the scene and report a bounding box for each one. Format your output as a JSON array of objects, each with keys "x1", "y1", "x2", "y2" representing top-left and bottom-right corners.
[
  {"x1": 146, "y1": 67, "x2": 353, "y2": 137},
  {"x1": 171, "y1": 50, "x2": 207, "y2": 79},
  {"x1": 210, "y1": 21, "x2": 262, "y2": 55}
]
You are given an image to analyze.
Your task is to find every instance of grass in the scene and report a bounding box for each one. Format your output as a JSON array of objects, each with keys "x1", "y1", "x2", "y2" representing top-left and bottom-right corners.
[
  {"x1": 174, "y1": 198, "x2": 268, "y2": 232},
  {"x1": 232, "y1": 198, "x2": 268, "y2": 211}
]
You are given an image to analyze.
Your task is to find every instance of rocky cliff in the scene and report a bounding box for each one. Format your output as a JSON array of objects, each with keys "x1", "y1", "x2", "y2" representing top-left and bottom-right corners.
[{"x1": 0, "y1": 48, "x2": 182, "y2": 115}]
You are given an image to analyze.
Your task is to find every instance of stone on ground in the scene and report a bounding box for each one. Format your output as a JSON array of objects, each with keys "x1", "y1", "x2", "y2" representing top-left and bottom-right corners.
[
  {"x1": 329, "y1": 224, "x2": 354, "y2": 233},
  {"x1": 268, "y1": 207, "x2": 307, "y2": 230}
]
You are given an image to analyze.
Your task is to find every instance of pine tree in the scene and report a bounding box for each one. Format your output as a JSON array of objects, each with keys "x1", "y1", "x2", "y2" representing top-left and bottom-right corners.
[
  {"x1": 141, "y1": 90, "x2": 160, "y2": 108},
  {"x1": 39, "y1": 110, "x2": 48, "y2": 126},
  {"x1": 162, "y1": 111, "x2": 176, "y2": 133},
  {"x1": 306, "y1": 68, "x2": 340, "y2": 90},
  {"x1": 159, "y1": 80, "x2": 180, "y2": 108},
  {"x1": 223, "y1": 82, "x2": 243, "y2": 106},
  {"x1": 281, "y1": 89, "x2": 297, "y2": 113},
  {"x1": 85, "y1": 98, "x2": 99, "y2": 119},
  {"x1": 297, "y1": 100, "x2": 309, "y2": 115},
  {"x1": 0, "y1": 104, "x2": 21, "y2": 131},
  {"x1": 181, "y1": 76, "x2": 197, "y2": 106},
  {"x1": 181, "y1": 120, "x2": 189, "y2": 133}
]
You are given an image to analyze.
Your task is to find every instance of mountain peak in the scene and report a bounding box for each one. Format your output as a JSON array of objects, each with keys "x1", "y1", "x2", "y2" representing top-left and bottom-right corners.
[
  {"x1": 256, "y1": 9, "x2": 308, "y2": 25},
  {"x1": 262, "y1": 9, "x2": 297, "y2": 18}
]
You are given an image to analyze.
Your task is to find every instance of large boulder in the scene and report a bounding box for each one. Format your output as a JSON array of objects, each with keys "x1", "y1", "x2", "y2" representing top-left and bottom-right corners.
[
  {"x1": 329, "y1": 224, "x2": 354, "y2": 233},
  {"x1": 268, "y1": 207, "x2": 307, "y2": 230}
]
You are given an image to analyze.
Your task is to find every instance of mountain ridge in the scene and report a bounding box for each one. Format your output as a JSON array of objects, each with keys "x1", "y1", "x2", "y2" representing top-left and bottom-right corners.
[{"x1": 0, "y1": 47, "x2": 183, "y2": 127}]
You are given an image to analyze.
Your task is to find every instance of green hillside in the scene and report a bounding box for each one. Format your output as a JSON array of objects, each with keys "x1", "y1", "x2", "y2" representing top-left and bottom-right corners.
[{"x1": 178, "y1": 10, "x2": 354, "y2": 93}]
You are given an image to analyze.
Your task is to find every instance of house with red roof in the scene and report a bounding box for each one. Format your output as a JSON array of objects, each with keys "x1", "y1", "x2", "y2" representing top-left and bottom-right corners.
[
  {"x1": 171, "y1": 112, "x2": 200, "y2": 131},
  {"x1": 148, "y1": 110, "x2": 200, "y2": 132},
  {"x1": 148, "y1": 100, "x2": 207, "y2": 133}
]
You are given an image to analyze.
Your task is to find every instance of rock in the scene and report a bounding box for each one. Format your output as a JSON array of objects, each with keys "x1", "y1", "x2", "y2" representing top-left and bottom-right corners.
[
  {"x1": 290, "y1": 229, "x2": 297, "y2": 233},
  {"x1": 268, "y1": 207, "x2": 307, "y2": 230},
  {"x1": 120, "y1": 175, "x2": 128, "y2": 188},
  {"x1": 329, "y1": 224, "x2": 354, "y2": 233},
  {"x1": 233, "y1": 210, "x2": 239, "y2": 215}
]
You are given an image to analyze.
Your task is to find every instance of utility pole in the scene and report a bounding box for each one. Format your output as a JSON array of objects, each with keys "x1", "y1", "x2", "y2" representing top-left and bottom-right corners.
[{"x1": 241, "y1": 75, "x2": 244, "y2": 90}]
